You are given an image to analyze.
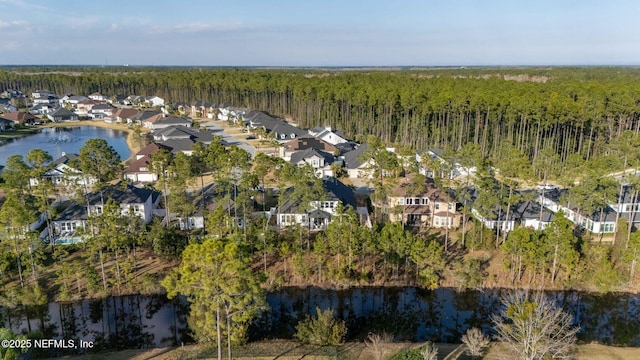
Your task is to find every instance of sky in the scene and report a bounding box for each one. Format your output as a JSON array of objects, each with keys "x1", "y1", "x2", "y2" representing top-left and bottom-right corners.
[{"x1": 1, "y1": 0, "x2": 639, "y2": 66}]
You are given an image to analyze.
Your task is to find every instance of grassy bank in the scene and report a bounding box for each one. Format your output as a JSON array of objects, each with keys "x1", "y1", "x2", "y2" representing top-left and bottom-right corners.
[{"x1": 0, "y1": 126, "x2": 40, "y2": 141}]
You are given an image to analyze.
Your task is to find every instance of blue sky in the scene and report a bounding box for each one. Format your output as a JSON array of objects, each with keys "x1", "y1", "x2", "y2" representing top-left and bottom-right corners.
[{"x1": 1, "y1": 0, "x2": 639, "y2": 66}]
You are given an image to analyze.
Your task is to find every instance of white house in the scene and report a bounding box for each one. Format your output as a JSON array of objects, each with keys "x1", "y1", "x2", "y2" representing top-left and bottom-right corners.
[
  {"x1": 124, "y1": 155, "x2": 158, "y2": 183},
  {"x1": 538, "y1": 189, "x2": 617, "y2": 234},
  {"x1": 276, "y1": 177, "x2": 359, "y2": 230},
  {"x1": 50, "y1": 184, "x2": 160, "y2": 244},
  {"x1": 342, "y1": 144, "x2": 374, "y2": 179},
  {"x1": 29, "y1": 153, "x2": 96, "y2": 187},
  {"x1": 308, "y1": 126, "x2": 348, "y2": 145},
  {"x1": 145, "y1": 96, "x2": 165, "y2": 107}
]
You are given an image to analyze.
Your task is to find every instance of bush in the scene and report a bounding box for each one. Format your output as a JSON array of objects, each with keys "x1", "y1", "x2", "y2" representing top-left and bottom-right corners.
[{"x1": 294, "y1": 307, "x2": 347, "y2": 346}]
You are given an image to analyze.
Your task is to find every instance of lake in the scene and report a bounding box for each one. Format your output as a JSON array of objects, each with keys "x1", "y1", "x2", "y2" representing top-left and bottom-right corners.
[
  {"x1": 0, "y1": 126, "x2": 130, "y2": 166},
  {"x1": 2, "y1": 287, "x2": 640, "y2": 356}
]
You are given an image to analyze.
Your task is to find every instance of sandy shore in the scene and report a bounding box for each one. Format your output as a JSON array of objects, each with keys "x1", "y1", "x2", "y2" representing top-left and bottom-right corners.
[{"x1": 43, "y1": 120, "x2": 149, "y2": 160}]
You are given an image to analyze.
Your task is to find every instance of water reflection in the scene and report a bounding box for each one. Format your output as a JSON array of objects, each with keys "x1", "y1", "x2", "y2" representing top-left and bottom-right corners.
[
  {"x1": 2, "y1": 288, "x2": 640, "y2": 356},
  {"x1": 0, "y1": 126, "x2": 130, "y2": 165}
]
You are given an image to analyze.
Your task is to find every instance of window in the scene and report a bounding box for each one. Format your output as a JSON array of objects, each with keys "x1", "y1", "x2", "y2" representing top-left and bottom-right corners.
[
  {"x1": 280, "y1": 134, "x2": 285, "y2": 139},
  {"x1": 398, "y1": 198, "x2": 404, "y2": 205},
  {"x1": 434, "y1": 203, "x2": 440, "y2": 210},
  {"x1": 414, "y1": 198, "x2": 420, "y2": 205},
  {"x1": 94, "y1": 206, "x2": 103, "y2": 215},
  {"x1": 406, "y1": 198, "x2": 413, "y2": 205},
  {"x1": 448, "y1": 203, "x2": 453, "y2": 210},
  {"x1": 291, "y1": 133, "x2": 296, "y2": 139},
  {"x1": 603, "y1": 223, "x2": 615, "y2": 233}
]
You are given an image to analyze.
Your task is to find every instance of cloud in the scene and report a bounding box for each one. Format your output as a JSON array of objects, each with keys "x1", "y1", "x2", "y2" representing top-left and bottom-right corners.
[
  {"x1": 148, "y1": 22, "x2": 246, "y2": 34},
  {"x1": 0, "y1": 0, "x2": 49, "y2": 11},
  {"x1": 0, "y1": 20, "x2": 29, "y2": 29}
]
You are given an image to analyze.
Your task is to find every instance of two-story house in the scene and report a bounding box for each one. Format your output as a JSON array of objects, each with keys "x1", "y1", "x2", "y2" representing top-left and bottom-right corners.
[
  {"x1": 50, "y1": 184, "x2": 160, "y2": 244},
  {"x1": 308, "y1": 126, "x2": 348, "y2": 145},
  {"x1": 387, "y1": 179, "x2": 461, "y2": 228},
  {"x1": 276, "y1": 177, "x2": 358, "y2": 230},
  {"x1": 289, "y1": 148, "x2": 337, "y2": 178}
]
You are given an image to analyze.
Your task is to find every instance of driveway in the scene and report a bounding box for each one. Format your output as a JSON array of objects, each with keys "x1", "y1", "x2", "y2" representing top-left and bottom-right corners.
[{"x1": 200, "y1": 120, "x2": 257, "y2": 158}]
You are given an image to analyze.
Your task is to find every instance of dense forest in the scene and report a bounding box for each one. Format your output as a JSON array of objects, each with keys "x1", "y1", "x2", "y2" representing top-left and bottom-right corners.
[{"x1": 2, "y1": 66, "x2": 640, "y2": 163}]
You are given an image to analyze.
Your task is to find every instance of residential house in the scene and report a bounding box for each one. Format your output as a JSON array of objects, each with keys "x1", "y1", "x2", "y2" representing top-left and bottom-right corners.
[
  {"x1": 110, "y1": 108, "x2": 140, "y2": 123},
  {"x1": 218, "y1": 106, "x2": 247, "y2": 122},
  {"x1": 31, "y1": 90, "x2": 55, "y2": 99},
  {"x1": 29, "y1": 103, "x2": 58, "y2": 116},
  {"x1": 145, "y1": 96, "x2": 165, "y2": 107},
  {"x1": 149, "y1": 115, "x2": 192, "y2": 130},
  {"x1": 290, "y1": 148, "x2": 336, "y2": 178},
  {"x1": 271, "y1": 122, "x2": 307, "y2": 142},
  {"x1": 415, "y1": 149, "x2": 461, "y2": 179},
  {"x1": 153, "y1": 126, "x2": 215, "y2": 155},
  {"x1": 28, "y1": 153, "x2": 96, "y2": 187},
  {"x1": 387, "y1": 179, "x2": 461, "y2": 228},
  {"x1": 0, "y1": 103, "x2": 17, "y2": 113},
  {"x1": 172, "y1": 101, "x2": 191, "y2": 115},
  {"x1": 90, "y1": 103, "x2": 116, "y2": 119},
  {"x1": 1, "y1": 89, "x2": 22, "y2": 98},
  {"x1": 0, "y1": 118, "x2": 14, "y2": 131},
  {"x1": 47, "y1": 108, "x2": 79, "y2": 122},
  {"x1": 342, "y1": 144, "x2": 373, "y2": 179},
  {"x1": 75, "y1": 99, "x2": 101, "y2": 117},
  {"x1": 0, "y1": 111, "x2": 38, "y2": 126},
  {"x1": 190, "y1": 100, "x2": 212, "y2": 118},
  {"x1": 134, "y1": 142, "x2": 173, "y2": 160},
  {"x1": 539, "y1": 188, "x2": 617, "y2": 234},
  {"x1": 308, "y1": 126, "x2": 349, "y2": 145},
  {"x1": 50, "y1": 184, "x2": 160, "y2": 244},
  {"x1": 136, "y1": 110, "x2": 164, "y2": 128},
  {"x1": 276, "y1": 177, "x2": 358, "y2": 230},
  {"x1": 109, "y1": 94, "x2": 127, "y2": 105},
  {"x1": 244, "y1": 111, "x2": 284, "y2": 133},
  {"x1": 32, "y1": 94, "x2": 58, "y2": 105},
  {"x1": 176, "y1": 183, "x2": 238, "y2": 231},
  {"x1": 279, "y1": 135, "x2": 338, "y2": 161},
  {"x1": 59, "y1": 95, "x2": 88, "y2": 107},
  {"x1": 88, "y1": 92, "x2": 108, "y2": 101},
  {"x1": 124, "y1": 155, "x2": 158, "y2": 183},
  {"x1": 609, "y1": 185, "x2": 640, "y2": 229}
]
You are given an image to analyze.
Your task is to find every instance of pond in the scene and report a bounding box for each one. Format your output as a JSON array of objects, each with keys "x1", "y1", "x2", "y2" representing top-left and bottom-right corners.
[
  {"x1": 0, "y1": 126, "x2": 130, "y2": 166},
  {"x1": 1, "y1": 287, "x2": 639, "y2": 356}
]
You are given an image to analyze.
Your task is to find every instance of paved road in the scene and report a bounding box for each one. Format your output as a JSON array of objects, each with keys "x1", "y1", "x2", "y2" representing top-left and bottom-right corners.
[{"x1": 200, "y1": 120, "x2": 257, "y2": 158}]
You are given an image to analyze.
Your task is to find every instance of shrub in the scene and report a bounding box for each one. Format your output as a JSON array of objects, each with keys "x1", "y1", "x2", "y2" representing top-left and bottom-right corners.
[{"x1": 294, "y1": 307, "x2": 347, "y2": 346}]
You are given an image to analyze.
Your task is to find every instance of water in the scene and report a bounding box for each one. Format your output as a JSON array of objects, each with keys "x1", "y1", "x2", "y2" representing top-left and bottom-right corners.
[
  {"x1": 2, "y1": 288, "x2": 640, "y2": 356},
  {"x1": 0, "y1": 126, "x2": 130, "y2": 166}
]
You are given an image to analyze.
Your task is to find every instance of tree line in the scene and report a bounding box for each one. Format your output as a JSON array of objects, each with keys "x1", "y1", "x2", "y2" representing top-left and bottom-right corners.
[{"x1": 2, "y1": 67, "x2": 640, "y2": 163}]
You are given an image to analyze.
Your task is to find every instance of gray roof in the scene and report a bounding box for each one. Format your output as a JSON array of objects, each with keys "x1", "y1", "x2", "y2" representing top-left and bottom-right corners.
[
  {"x1": 278, "y1": 177, "x2": 356, "y2": 214},
  {"x1": 154, "y1": 116, "x2": 192, "y2": 126},
  {"x1": 91, "y1": 103, "x2": 114, "y2": 110},
  {"x1": 323, "y1": 177, "x2": 356, "y2": 207},
  {"x1": 49, "y1": 108, "x2": 77, "y2": 117},
  {"x1": 85, "y1": 183, "x2": 159, "y2": 205},
  {"x1": 158, "y1": 139, "x2": 198, "y2": 153},
  {"x1": 290, "y1": 148, "x2": 335, "y2": 166},
  {"x1": 343, "y1": 143, "x2": 369, "y2": 169},
  {"x1": 513, "y1": 200, "x2": 555, "y2": 222},
  {"x1": 617, "y1": 185, "x2": 640, "y2": 205},
  {"x1": 155, "y1": 125, "x2": 214, "y2": 143},
  {"x1": 52, "y1": 153, "x2": 79, "y2": 166},
  {"x1": 134, "y1": 110, "x2": 163, "y2": 121},
  {"x1": 56, "y1": 202, "x2": 88, "y2": 221},
  {"x1": 272, "y1": 122, "x2": 307, "y2": 140}
]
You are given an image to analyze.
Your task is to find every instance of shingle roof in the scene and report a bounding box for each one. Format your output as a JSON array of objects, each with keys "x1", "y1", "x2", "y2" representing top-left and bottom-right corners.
[
  {"x1": 56, "y1": 202, "x2": 88, "y2": 221},
  {"x1": 49, "y1": 108, "x2": 77, "y2": 117},
  {"x1": 343, "y1": 143, "x2": 369, "y2": 169},
  {"x1": 0, "y1": 111, "x2": 37, "y2": 122},
  {"x1": 283, "y1": 135, "x2": 337, "y2": 153},
  {"x1": 290, "y1": 148, "x2": 335, "y2": 166},
  {"x1": 153, "y1": 116, "x2": 192, "y2": 126},
  {"x1": 322, "y1": 177, "x2": 356, "y2": 207},
  {"x1": 52, "y1": 153, "x2": 79, "y2": 166}
]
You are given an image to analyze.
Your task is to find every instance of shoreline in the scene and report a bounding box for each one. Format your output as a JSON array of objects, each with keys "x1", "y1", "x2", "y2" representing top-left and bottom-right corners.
[{"x1": 43, "y1": 120, "x2": 147, "y2": 160}]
